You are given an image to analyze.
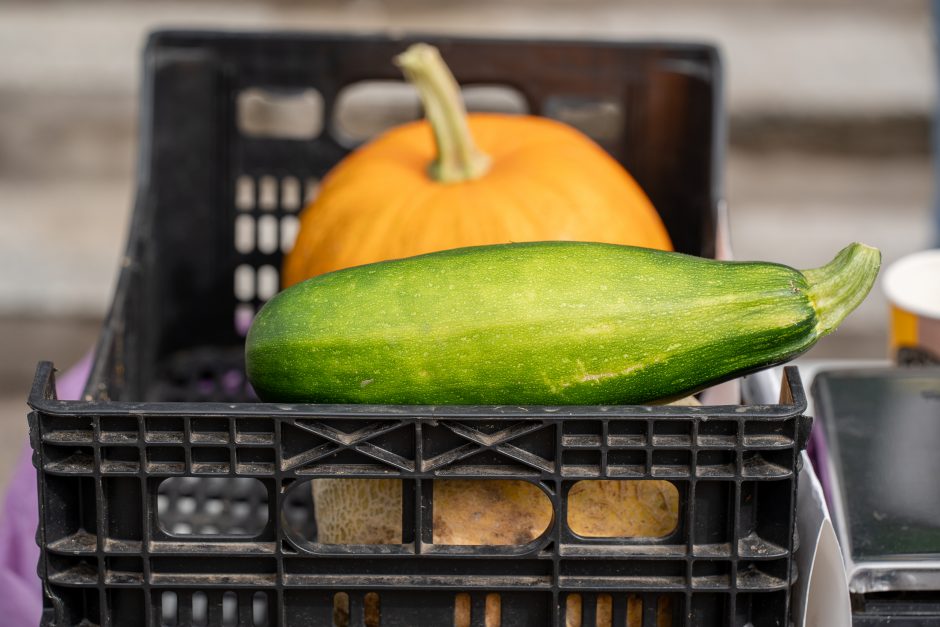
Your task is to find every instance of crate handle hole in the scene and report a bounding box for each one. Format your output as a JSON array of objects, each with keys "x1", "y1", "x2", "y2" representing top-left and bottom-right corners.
[
  {"x1": 433, "y1": 479, "x2": 552, "y2": 546},
  {"x1": 333, "y1": 592, "x2": 350, "y2": 627},
  {"x1": 160, "y1": 591, "x2": 177, "y2": 627},
  {"x1": 364, "y1": 592, "x2": 380, "y2": 627},
  {"x1": 567, "y1": 480, "x2": 678, "y2": 538},
  {"x1": 237, "y1": 87, "x2": 323, "y2": 140},
  {"x1": 305, "y1": 479, "x2": 403, "y2": 545},
  {"x1": 542, "y1": 95, "x2": 624, "y2": 143},
  {"x1": 461, "y1": 84, "x2": 528, "y2": 115},
  {"x1": 333, "y1": 80, "x2": 420, "y2": 147},
  {"x1": 332, "y1": 80, "x2": 527, "y2": 148}
]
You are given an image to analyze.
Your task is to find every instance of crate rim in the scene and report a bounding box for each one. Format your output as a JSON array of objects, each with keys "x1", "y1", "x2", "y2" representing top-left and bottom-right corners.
[
  {"x1": 30, "y1": 360, "x2": 806, "y2": 420},
  {"x1": 142, "y1": 27, "x2": 725, "y2": 58}
]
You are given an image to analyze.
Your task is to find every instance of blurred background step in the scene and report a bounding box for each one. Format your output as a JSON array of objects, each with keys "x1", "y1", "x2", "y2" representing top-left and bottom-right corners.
[{"x1": 1, "y1": 0, "x2": 936, "y2": 484}]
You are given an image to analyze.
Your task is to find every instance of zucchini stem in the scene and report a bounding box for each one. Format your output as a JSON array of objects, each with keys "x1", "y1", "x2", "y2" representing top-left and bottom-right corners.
[
  {"x1": 803, "y1": 242, "x2": 881, "y2": 337},
  {"x1": 394, "y1": 43, "x2": 491, "y2": 184}
]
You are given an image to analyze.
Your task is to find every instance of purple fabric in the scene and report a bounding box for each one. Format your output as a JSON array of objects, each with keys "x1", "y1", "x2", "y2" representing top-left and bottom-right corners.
[
  {"x1": 0, "y1": 352, "x2": 94, "y2": 626},
  {"x1": 806, "y1": 419, "x2": 835, "y2": 512}
]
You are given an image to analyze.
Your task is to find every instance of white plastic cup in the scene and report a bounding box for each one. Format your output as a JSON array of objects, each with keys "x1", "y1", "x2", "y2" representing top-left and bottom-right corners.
[{"x1": 882, "y1": 249, "x2": 940, "y2": 359}]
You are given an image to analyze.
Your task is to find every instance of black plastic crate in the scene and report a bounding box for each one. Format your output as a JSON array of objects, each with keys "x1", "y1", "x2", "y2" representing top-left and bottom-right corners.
[
  {"x1": 30, "y1": 362, "x2": 809, "y2": 627},
  {"x1": 27, "y1": 31, "x2": 811, "y2": 627}
]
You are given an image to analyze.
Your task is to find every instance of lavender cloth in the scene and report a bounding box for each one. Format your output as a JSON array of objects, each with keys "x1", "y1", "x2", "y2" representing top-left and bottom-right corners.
[
  {"x1": 0, "y1": 353, "x2": 93, "y2": 626},
  {"x1": 806, "y1": 419, "x2": 835, "y2": 512}
]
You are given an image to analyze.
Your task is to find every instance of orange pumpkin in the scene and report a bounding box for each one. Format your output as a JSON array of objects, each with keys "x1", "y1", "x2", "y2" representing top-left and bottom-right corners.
[
  {"x1": 281, "y1": 43, "x2": 671, "y2": 287},
  {"x1": 289, "y1": 43, "x2": 678, "y2": 547}
]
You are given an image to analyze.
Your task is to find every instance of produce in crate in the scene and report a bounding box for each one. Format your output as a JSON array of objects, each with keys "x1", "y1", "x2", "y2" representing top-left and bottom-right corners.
[
  {"x1": 252, "y1": 241, "x2": 880, "y2": 544},
  {"x1": 250, "y1": 241, "x2": 880, "y2": 405},
  {"x1": 279, "y1": 42, "x2": 676, "y2": 545},
  {"x1": 311, "y1": 476, "x2": 684, "y2": 546},
  {"x1": 281, "y1": 43, "x2": 672, "y2": 287}
]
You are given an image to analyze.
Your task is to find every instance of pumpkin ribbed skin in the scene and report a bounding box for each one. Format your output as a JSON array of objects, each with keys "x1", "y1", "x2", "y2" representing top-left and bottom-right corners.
[{"x1": 281, "y1": 113, "x2": 672, "y2": 286}]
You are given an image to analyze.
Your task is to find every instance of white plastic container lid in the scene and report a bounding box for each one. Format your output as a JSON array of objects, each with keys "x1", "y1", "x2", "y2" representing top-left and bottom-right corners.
[{"x1": 882, "y1": 249, "x2": 940, "y2": 319}]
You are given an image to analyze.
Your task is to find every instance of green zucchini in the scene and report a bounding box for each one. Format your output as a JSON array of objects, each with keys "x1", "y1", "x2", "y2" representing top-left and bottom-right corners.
[{"x1": 246, "y1": 241, "x2": 879, "y2": 405}]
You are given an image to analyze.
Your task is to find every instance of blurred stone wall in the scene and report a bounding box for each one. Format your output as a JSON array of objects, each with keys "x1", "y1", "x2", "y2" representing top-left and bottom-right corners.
[{"x1": 0, "y1": 0, "x2": 935, "y2": 336}]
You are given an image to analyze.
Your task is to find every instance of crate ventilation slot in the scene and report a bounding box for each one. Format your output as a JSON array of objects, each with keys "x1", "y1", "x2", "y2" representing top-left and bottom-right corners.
[
  {"x1": 237, "y1": 88, "x2": 323, "y2": 140},
  {"x1": 157, "y1": 477, "x2": 268, "y2": 537}
]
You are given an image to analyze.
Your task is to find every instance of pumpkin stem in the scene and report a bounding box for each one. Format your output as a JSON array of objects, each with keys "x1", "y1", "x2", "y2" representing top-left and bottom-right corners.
[
  {"x1": 395, "y1": 43, "x2": 492, "y2": 183},
  {"x1": 803, "y1": 242, "x2": 881, "y2": 337}
]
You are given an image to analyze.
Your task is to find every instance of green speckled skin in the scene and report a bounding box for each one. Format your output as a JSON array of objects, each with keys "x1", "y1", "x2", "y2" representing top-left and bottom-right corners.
[{"x1": 246, "y1": 241, "x2": 819, "y2": 405}]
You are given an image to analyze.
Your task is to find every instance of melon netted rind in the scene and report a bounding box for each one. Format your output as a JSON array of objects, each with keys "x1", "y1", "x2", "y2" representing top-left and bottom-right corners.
[{"x1": 310, "y1": 396, "x2": 697, "y2": 545}]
